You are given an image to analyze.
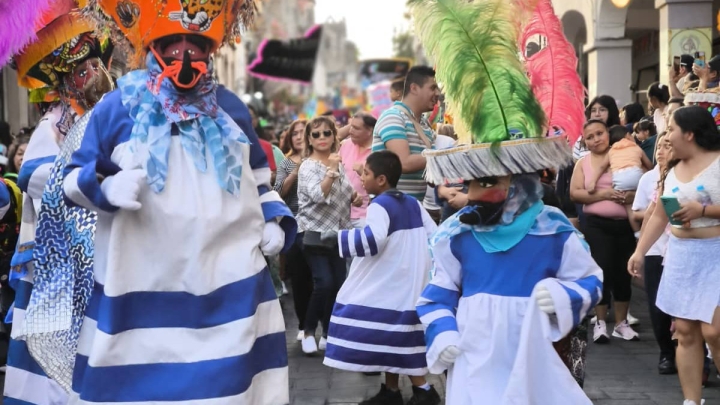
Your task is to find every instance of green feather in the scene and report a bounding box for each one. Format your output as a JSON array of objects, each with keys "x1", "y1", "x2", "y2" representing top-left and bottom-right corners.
[{"x1": 409, "y1": 0, "x2": 546, "y2": 144}]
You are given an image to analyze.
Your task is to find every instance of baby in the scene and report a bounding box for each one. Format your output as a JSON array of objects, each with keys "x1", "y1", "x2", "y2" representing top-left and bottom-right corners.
[{"x1": 589, "y1": 125, "x2": 653, "y2": 232}]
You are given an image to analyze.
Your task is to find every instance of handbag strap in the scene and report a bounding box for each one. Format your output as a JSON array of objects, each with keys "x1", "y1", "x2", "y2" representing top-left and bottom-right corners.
[{"x1": 395, "y1": 104, "x2": 433, "y2": 150}]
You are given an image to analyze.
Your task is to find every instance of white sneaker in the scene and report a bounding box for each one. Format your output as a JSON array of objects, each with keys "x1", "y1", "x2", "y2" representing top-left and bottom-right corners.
[
  {"x1": 296, "y1": 331, "x2": 304, "y2": 342},
  {"x1": 281, "y1": 281, "x2": 289, "y2": 295},
  {"x1": 627, "y1": 312, "x2": 640, "y2": 326},
  {"x1": 301, "y1": 336, "x2": 318, "y2": 354},
  {"x1": 593, "y1": 320, "x2": 609, "y2": 344},
  {"x1": 590, "y1": 315, "x2": 597, "y2": 324},
  {"x1": 683, "y1": 400, "x2": 705, "y2": 405},
  {"x1": 319, "y1": 337, "x2": 327, "y2": 351},
  {"x1": 613, "y1": 320, "x2": 640, "y2": 341}
]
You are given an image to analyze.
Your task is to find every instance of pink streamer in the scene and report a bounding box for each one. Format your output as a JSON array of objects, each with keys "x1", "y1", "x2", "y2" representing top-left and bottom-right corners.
[{"x1": 0, "y1": 0, "x2": 54, "y2": 68}]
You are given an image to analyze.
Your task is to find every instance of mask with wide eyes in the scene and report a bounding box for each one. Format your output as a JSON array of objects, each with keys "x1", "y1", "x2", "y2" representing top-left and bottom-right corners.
[{"x1": 459, "y1": 177, "x2": 509, "y2": 225}]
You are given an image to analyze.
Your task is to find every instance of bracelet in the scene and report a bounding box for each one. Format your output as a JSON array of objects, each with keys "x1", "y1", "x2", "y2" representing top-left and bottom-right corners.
[{"x1": 702, "y1": 203, "x2": 707, "y2": 217}]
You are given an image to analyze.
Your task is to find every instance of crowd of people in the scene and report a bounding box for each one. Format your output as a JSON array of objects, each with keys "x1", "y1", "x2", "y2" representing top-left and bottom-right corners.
[{"x1": 1, "y1": 0, "x2": 720, "y2": 404}]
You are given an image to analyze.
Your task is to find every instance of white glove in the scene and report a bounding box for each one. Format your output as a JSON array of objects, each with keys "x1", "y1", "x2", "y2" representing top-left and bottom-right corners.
[
  {"x1": 535, "y1": 285, "x2": 556, "y2": 315},
  {"x1": 100, "y1": 169, "x2": 146, "y2": 211},
  {"x1": 260, "y1": 221, "x2": 285, "y2": 256},
  {"x1": 439, "y1": 345, "x2": 461, "y2": 366}
]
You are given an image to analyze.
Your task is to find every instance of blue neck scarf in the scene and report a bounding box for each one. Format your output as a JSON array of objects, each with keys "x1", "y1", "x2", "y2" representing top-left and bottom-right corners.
[
  {"x1": 431, "y1": 174, "x2": 581, "y2": 253},
  {"x1": 118, "y1": 54, "x2": 249, "y2": 196}
]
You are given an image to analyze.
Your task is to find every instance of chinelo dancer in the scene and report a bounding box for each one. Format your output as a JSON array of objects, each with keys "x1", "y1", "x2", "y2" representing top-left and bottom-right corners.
[
  {"x1": 61, "y1": 0, "x2": 297, "y2": 403},
  {"x1": 0, "y1": 0, "x2": 115, "y2": 403},
  {"x1": 410, "y1": 0, "x2": 603, "y2": 403}
]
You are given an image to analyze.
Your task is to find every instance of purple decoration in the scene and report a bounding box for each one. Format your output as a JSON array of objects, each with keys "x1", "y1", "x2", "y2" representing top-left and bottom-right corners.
[{"x1": 0, "y1": 0, "x2": 54, "y2": 68}]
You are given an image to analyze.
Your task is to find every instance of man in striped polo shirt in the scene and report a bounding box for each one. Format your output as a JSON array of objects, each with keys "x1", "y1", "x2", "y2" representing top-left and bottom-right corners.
[{"x1": 372, "y1": 66, "x2": 440, "y2": 200}]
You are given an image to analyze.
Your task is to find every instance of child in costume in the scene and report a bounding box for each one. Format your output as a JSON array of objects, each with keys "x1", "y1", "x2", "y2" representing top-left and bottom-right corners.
[
  {"x1": 409, "y1": 0, "x2": 602, "y2": 403},
  {"x1": 324, "y1": 150, "x2": 440, "y2": 405},
  {"x1": 1, "y1": 1, "x2": 115, "y2": 403},
  {"x1": 588, "y1": 125, "x2": 653, "y2": 233},
  {"x1": 61, "y1": 1, "x2": 296, "y2": 403}
]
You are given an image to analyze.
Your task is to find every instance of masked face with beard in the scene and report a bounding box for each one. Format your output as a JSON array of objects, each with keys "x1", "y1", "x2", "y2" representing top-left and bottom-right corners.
[
  {"x1": 62, "y1": 57, "x2": 115, "y2": 112},
  {"x1": 458, "y1": 173, "x2": 544, "y2": 226},
  {"x1": 151, "y1": 34, "x2": 212, "y2": 91}
]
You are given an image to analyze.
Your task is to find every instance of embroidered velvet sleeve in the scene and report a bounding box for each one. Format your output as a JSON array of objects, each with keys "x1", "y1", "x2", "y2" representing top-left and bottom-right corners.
[{"x1": 63, "y1": 93, "x2": 130, "y2": 213}]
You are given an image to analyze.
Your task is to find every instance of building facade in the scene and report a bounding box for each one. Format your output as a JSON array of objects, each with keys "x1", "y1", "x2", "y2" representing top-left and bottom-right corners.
[{"x1": 556, "y1": 0, "x2": 720, "y2": 106}]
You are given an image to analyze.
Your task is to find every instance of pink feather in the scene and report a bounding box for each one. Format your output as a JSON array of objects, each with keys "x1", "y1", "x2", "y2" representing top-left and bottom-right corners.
[
  {"x1": 520, "y1": 0, "x2": 586, "y2": 146},
  {"x1": 0, "y1": 0, "x2": 55, "y2": 68}
]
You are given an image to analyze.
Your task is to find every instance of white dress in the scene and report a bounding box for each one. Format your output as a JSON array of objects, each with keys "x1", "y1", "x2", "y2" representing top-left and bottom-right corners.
[
  {"x1": 5, "y1": 103, "x2": 69, "y2": 405},
  {"x1": 323, "y1": 191, "x2": 436, "y2": 375},
  {"x1": 416, "y1": 207, "x2": 602, "y2": 404},
  {"x1": 61, "y1": 89, "x2": 295, "y2": 405}
]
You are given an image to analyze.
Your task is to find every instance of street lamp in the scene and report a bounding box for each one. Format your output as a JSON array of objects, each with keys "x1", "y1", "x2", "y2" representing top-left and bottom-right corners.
[
  {"x1": 254, "y1": 92, "x2": 264, "y2": 100},
  {"x1": 611, "y1": 0, "x2": 631, "y2": 8}
]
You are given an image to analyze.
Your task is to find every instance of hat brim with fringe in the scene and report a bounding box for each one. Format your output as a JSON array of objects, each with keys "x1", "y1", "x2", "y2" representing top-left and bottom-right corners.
[{"x1": 424, "y1": 136, "x2": 572, "y2": 185}]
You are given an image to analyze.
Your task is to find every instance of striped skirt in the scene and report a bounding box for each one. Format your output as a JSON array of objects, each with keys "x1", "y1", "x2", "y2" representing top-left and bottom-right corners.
[{"x1": 323, "y1": 303, "x2": 428, "y2": 376}]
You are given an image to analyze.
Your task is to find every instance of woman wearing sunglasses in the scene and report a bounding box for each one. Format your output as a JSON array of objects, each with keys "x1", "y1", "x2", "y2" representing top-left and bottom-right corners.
[{"x1": 296, "y1": 116, "x2": 355, "y2": 354}]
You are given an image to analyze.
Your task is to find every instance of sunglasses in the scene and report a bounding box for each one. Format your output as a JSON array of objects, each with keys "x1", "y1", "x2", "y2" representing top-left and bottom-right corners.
[{"x1": 311, "y1": 130, "x2": 334, "y2": 139}]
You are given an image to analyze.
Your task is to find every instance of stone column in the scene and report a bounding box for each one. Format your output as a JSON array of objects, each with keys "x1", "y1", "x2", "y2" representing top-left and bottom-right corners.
[
  {"x1": 2, "y1": 66, "x2": 29, "y2": 134},
  {"x1": 656, "y1": 0, "x2": 714, "y2": 86},
  {"x1": 583, "y1": 38, "x2": 634, "y2": 104}
]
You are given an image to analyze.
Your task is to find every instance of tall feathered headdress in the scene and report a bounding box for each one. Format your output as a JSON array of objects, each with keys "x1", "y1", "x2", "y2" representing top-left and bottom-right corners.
[
  {"x1": 409, "y1": 0, "x2": 582, "y2": 184},
  {"x1": 520, "y1": 0, "x2": 586, "y2": 146}
]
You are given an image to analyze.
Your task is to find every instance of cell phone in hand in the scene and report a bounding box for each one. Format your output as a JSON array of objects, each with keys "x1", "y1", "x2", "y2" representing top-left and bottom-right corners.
[
  {"x1": 695, "y1": 51, "x2": 706, "y2": 68},
  {"x1": 673, "y1": 56, "x2": 681, "y2": 74},
  {"x1": 660, "y1": 196, "x2": 683, "y2": 226}
]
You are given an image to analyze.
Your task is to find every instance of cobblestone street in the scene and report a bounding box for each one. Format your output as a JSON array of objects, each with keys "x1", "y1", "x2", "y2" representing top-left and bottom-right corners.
[{"x1": 285, "y1": 287, "x2": 720, "y2": 405}]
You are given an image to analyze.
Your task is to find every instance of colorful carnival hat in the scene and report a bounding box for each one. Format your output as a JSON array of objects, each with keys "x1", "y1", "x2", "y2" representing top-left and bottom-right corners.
[
  {"x1": 409, "y1": 0, "x2": 585, "y2": 185},
  {"x1": 685, "y1": 92, "x2": 720, "y2": 131},
  {"x1": 13, "y1": 0, "x2": 112, "y2": 91},
  {"x1": 87, "y1": 0, "x2": 257, "y2": 65}
]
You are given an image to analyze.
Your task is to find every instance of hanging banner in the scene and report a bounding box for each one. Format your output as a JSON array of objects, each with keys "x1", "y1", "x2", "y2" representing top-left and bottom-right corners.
[
  {"x1": 359, "y1": 58, "x2": 412, "y2": 90},
  {"x1": 367, "y1": 80, "x2": 393, "y2": 118},
  {"x1": 248, "y1": 25, "x2": 322, "y2": 83}
]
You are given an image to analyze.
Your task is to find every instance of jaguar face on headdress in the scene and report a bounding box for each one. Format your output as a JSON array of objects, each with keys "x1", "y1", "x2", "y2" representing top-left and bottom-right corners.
[
  {"x1": 168, "y1": 0, "x2": 225, "y2": 33},
  {"x1": 92, "y1": 0, "x2": 256, "y2": 66}
]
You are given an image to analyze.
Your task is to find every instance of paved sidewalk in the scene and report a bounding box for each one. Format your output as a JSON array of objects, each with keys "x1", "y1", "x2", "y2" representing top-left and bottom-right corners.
[{"x1": 286, "y1": 286, "x2": 720, "y2": 405}]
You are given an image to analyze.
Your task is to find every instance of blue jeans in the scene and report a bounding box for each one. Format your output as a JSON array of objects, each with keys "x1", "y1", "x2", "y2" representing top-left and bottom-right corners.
[{"x1": 300, "y1": 236, "x2": 347, "y2": 337}]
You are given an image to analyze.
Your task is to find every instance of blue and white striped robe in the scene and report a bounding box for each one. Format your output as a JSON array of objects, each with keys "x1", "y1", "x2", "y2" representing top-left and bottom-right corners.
[
  {"x1": 416, "y1": 207, "x2": 602, "y2": 404},
  {"x1": 62, "y1": 87, "x2": 296, "y2": 405},
  {"x1": 5, "y1": 104, "x2": 69, "y2": 405},
  {"x1": 324, "y1": 191, "x2": 436, "y2": 375}
]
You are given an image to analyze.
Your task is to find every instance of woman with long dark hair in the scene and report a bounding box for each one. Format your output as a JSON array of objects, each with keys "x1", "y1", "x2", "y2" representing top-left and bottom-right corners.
[
  {"x1": 621, "y1": 102, "x2": 645, "y2": 132},
  {"x1": 647, "y1": 82, "x2": 671, "y2": 133},
  {"x1": 571, "y1": 119, "x2": 639, "y2": 344},
  {"x1": 629, "y1": 106, "x2": 720, "y2": 405}
]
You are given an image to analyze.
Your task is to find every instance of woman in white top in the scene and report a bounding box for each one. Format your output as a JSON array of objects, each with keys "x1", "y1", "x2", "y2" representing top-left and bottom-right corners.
[
  {"x1": 629, "y1": 106, "x2": 720, "y2": 405},
  {"x1": 631, "y1": 131, "x2": 675, "y2": 375},
  {"x1": 296, "y1": 116, "x2": 354, "y2": 355},
  {"x1": 647, "y1": 82, "x2": 670, "y2": 134}
]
